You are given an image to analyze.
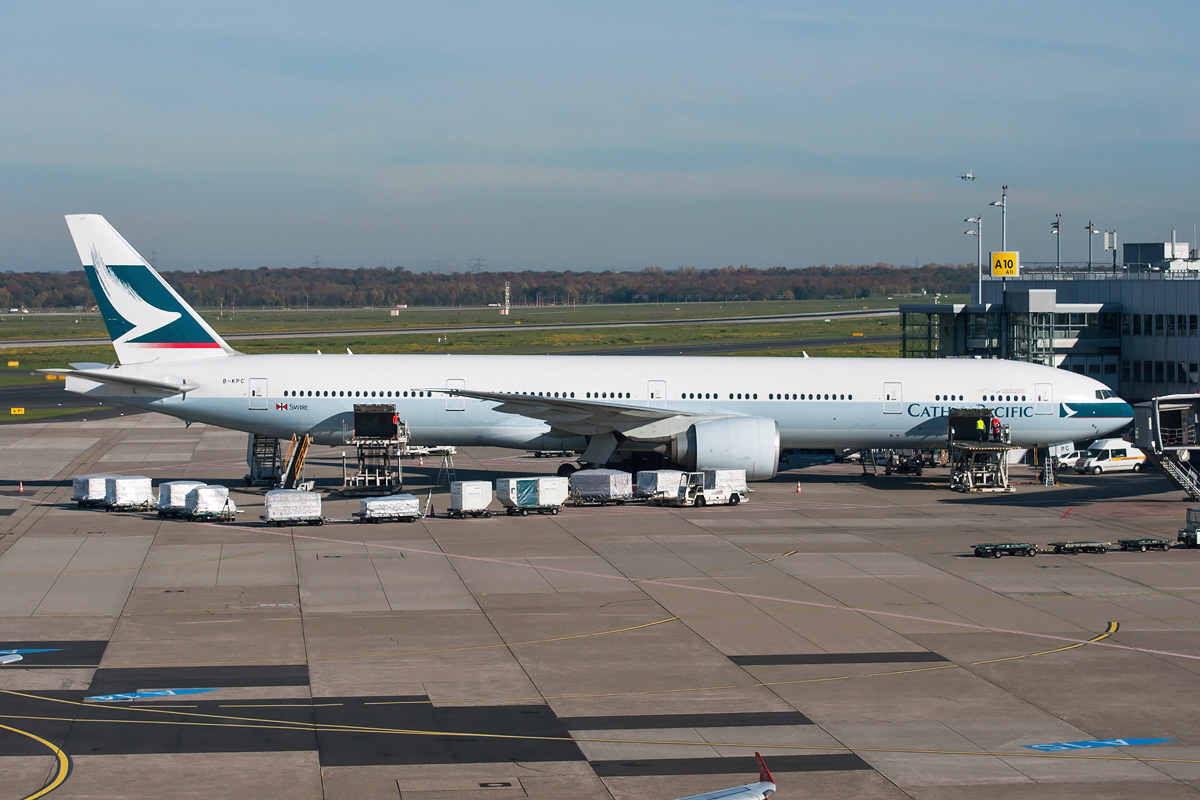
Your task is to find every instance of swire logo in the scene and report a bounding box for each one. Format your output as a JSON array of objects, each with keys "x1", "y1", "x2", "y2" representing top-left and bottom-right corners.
[{"x1": 276, "y1": 403, "x2": 287, "y2": 411}]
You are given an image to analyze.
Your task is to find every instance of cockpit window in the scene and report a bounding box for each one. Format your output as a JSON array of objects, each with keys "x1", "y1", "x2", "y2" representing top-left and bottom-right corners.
[{"x1": 1095, "y1": 389, "x2": 1117, "y2": 399}]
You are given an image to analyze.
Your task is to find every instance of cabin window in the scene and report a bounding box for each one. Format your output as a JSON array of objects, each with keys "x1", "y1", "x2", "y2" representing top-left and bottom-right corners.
[{"x1": 753, "y1": 393, "x2": 758, "y2": 399}]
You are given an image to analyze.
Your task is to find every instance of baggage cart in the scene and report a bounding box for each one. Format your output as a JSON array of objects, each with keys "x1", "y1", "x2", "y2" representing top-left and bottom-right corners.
[
  {"x1": 1117, "y1": 537, "x2": 1172, "y2": 552},
  {"x1": 1049, "y1": 541, "x2": 1110, "y2": 554},
  {"x1": 665, "y1": 472, "x2": 743, "y2": 507},
  {"x1": 569, "y1": 469, "x2": 633, "y2": 506},
  {"x1": 496, "y1": 476, "x2": 568, "y2": 516},
  {"x1": 635, "y1": 469, "x2": 685, "y2": 502},
  {"x1": 103, "y1": 475, "x2": 155, "y2": 511},
  {"x1": 73, "y1": 473, "x2": 120, "y2": 507},
  {"x1": 354, "y1": 493, "x2": 422, "y2": 523},
  {"x1": 157, "y1": 480, "x2": 206, "y2": 518},
  {"x1": 702, "y1": 469, "x2": 749, "y2": 500},
  {"x1": 262, "y1": 489, "x2": 323, "y2": 526},
  {"x1": 448, "y1": 481, "x2": 494, "y2": 519},
  {"x1": 185, "y1": 485, "x2": 238, "y2": 522},
  {"x1": 972, "y1": 542, "x2": 1037, "y2": 558}
]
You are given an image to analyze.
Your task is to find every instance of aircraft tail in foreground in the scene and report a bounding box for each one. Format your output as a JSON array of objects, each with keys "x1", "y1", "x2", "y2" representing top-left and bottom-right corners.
[
  {"x1": 64, "y1": 214, "x2": 235, "y2": 364},
  {"x1": 672, "y1": 752, "x2": 777, "y2": 800}
]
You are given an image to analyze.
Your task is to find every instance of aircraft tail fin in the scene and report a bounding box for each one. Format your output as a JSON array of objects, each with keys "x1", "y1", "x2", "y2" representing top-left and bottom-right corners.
[
  {"x1": 64, "y1": 214, "x2": 235, "y2": 364},
  {"x1": 755, "y1": 752, "x2": 773, "y2": 785}
]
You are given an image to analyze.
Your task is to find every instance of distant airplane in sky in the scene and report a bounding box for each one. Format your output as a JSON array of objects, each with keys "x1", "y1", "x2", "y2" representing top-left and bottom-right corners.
[
  {"x1": 673, "y1": 753, "x2": 776, "y2": 800},
  {"x1": 959, "y1": 170, "x2": 979, "y2": 181}
]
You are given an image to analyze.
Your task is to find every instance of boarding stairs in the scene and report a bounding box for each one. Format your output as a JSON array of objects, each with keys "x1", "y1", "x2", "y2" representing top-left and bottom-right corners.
[
  {"x1": 280, "y1": 434, "x2": 313, "y2": 490},
  {"x1": 1132, "y1": 394, "x2": 1200, "y2": 502}
]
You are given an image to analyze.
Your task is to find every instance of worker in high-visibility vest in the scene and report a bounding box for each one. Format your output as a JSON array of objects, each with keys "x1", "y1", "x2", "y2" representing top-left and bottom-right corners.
[{"x1": 975, "y1": 417, "x2": 986, "y2": 441}]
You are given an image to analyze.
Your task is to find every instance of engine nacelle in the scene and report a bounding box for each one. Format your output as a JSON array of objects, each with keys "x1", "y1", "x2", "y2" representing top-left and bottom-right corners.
[{"x1": 670, "y1": 416, "x2": 780, "y2": 481}]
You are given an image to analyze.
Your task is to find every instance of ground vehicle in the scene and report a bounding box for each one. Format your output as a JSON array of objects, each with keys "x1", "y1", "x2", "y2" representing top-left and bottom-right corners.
[
  {"x1": 1073, "y1": 438, "x2": 1146, "y2": 474},
  {"x1": 972, "y1": 542, "x2": 1037, "y2": 558},
  {"x1": 669, "y1": 471, "x2": 743, "y2": 507},
  {"x1": 1179, "y1": 507, "x2": 1200, "y2": 548},
  {"x1": 1117, "y1": 537, "x2": 1172, "y2": 552},
  {"x1": 1053, "y1": 449, "x2": 1087, "y2": 470},
  {"x1": 1049, "y1": 541, "x2": 1109, "y2": 554}
]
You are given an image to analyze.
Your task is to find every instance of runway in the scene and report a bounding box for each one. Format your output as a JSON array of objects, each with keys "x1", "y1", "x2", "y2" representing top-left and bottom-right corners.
[{"x1": 1, "y1": 413, "x2": 1199, "y2": 799}]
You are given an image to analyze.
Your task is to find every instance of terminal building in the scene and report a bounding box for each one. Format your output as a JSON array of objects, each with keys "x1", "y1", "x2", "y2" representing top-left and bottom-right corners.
[{"x1": 900, "y1": 240, "x2": 1200, "y2": 402}]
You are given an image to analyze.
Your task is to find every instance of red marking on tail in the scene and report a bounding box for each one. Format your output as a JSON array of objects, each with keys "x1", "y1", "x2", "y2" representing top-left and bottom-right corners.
[{"x1": 756, "y1": 752, "x2": 773, "y2": 784}]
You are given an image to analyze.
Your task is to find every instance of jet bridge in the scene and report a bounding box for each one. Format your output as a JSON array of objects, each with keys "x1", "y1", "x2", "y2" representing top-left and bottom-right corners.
[{"x1": 1132, "y1": 395, "x2": 1200, "y2": 501}]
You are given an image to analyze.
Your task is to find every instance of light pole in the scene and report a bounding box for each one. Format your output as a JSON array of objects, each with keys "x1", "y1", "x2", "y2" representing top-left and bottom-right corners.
[
  {"x1": 1085, "y1": 220, "x2": 1099, "y2": 271},
  {"x1": 990, "y1": 185, "x2": 1007, "y2": 251},
  {"x1": 965, "y1": 215, "x2": 982, "y2": 303},
  {"x1": 1052, "y1": 214, "x2": 1061, "y2": 270}
]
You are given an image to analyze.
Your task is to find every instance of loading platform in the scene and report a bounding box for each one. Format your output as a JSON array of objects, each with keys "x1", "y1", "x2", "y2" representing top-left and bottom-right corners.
[
  {"x1": 341, "y1": 404, "x2": 407, "y2": 496},
  {"x1": 947, "y1": 408, "x2": 1016, "y2": 493}
]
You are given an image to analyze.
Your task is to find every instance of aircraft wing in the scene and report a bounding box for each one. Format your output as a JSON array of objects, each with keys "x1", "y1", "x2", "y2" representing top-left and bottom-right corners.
[
  {"x1": 39, "y1": 368, "x2": 198, "y2": 395},
  {"x1": 673, "y1": 753, "x2": 776, "y2": 800},
  {"x1": 433, "y1": 388, "x2": 720, "y2": 438}
]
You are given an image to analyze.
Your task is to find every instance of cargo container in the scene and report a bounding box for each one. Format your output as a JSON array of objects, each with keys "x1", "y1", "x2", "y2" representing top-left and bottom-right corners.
[
  {"x1": 703, "y1": 469, "x2": 749, "y2": 498},
  {"x1": 73, "y1": 473, "x2": 120, "y2": 507},
  {"x1": 449, "y1": 481, "x2": 494, "y2": 518},
  {"x1": 157, "y1": 480, "x2": 206, "y2": 518},
  {"x1": 355, "y1": 493, "x2": 422, "y2": 523},
  {"x1": 262, "y1": 489, "x2": 323, "y2": 526},
  {"x1": 185, "y1": 485, "x2": 237, "y2": 521},
  {"x1": 570, "y1": 468, "x2": 633, "y2": 505},
  {"x1": 635, "y1": 470, "x2": 685, "y2": 501},
  {"x1": 103, "y1": 475, "x2": 155, "y2": 511},
  {"x1": 496, "y1": 476, "x2": 568, "y2": 515}
]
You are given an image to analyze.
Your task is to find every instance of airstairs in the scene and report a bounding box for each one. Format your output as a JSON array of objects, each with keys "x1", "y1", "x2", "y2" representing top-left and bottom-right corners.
[
  {"x1": 280, "y1": 434, "x2": 313, "y2": 490},
  {"x1": 1132, "y1": 395, "x2": 1200, "y2": 502}
]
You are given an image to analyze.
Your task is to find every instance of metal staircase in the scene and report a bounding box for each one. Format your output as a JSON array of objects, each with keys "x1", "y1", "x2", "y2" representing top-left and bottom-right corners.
[
  {"x1": 280, "y1": 434, "x2": 312, "y2": 490},
  {"x1": 1132, "y1": 394, "x2": 1200, "y2": 501}
]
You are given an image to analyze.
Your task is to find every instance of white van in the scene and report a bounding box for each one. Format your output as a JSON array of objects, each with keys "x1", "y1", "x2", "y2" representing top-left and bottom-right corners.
[{"x1": 1073, "y1": 438, "x2": 1146, "y2": 474}]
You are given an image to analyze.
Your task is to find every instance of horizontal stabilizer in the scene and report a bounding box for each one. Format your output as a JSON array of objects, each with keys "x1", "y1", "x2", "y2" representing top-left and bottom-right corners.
[{"x1": 39, "y1": 368, "x2": 197, "y2": 394}]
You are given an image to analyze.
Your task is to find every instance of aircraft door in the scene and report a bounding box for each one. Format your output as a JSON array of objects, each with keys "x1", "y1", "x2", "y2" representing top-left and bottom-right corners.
[
  {"x1": 1035, "y1": 382, "x2": 1053, "y2": 415},
  {"x1": 446, "y1": 378, "x2": 465, "y2": 411},
  {"x1": 648, "y1": 380, "x2": 666, "y2": 408},
  {"x1": 883, "y1": 382, "x2": 902, "y2": 414},
  {"x1": 249, "y1": 378, "x2": 268, "y2": 410}
]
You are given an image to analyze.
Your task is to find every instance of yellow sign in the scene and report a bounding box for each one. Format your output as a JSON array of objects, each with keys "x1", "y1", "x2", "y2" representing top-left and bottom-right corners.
[
  {"x1": 10, "y1": 408, "x2": 24, "y2": 415},
  {"x1": 991, "y1": 251, "x2": 1020, "y2": 277},
  {"x1": 6, "y1": 361, "x2": 17, "y2": 367}
]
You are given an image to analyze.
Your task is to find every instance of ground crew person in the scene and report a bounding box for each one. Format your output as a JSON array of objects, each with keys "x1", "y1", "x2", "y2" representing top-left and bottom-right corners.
[
  {"x1": 975, "y1": 417, "x2": 986, "y2": 441},
  {"x1": 991, "y1": 417, "x2": 1002, "y2": 442}
]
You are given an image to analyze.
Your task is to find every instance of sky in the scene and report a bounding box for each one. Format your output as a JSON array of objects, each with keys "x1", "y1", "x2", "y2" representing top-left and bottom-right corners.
[{"x1": 2, "y1": 1, "x2": 1199, "y2": 273}]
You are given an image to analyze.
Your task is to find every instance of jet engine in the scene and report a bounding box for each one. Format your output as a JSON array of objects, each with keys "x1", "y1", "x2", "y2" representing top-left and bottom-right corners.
[{"x1": 670, "y1": 416, "x2": 780, "y2": 481}]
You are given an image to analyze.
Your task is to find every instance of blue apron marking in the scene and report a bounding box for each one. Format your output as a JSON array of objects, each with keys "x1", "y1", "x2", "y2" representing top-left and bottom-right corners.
[
  {"x1": 1025, "y1": 737, "x2": 1174, "y2": 752},
  {"x1": 85, "y1": 688, "x2": 221, "y2": 702}
]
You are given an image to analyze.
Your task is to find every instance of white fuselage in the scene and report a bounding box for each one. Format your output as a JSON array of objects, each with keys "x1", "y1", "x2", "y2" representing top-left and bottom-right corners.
[{"x1": 68, "y1": 353, "x2": 1133, "y2": 452}]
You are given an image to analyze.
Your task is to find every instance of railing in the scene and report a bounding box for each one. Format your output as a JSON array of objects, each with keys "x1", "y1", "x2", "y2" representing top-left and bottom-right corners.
[{"x1": 1160, "y1": 458, "x2": 1200, "y2": 501}]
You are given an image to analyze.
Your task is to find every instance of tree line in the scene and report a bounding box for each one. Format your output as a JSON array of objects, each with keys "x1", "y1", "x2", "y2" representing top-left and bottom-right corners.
[{"x1": 0, "y1": 263, "x2": 973, "y2": 310}]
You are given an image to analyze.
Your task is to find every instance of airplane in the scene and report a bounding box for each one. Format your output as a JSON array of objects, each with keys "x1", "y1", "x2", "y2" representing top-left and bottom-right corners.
[
  {"x1": 959, "y1": 171, "x2": 980, "y2": 181},
  {"x1": 48, "y1": 214, "x2": 1134, "y2": 480},
  {"x1": 674, "y1": 752, "x2": 775, "y2": 800}
]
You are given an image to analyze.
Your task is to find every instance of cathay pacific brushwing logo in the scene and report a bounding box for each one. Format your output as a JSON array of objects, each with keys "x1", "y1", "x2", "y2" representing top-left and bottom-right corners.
[
  {"x1": 90, "y1": 247, "x2": 181, "y2": 345},
  {"x1": 1061, "y1": 404, "x2": 1078, "y2": 418}
]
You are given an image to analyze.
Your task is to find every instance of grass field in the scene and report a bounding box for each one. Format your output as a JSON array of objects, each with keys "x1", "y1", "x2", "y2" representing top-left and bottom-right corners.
[
  {"x1": 0, "y1": 295, "x2": 962, "y2": 341},
  {"x1": 0, "y1": 316, "x2": 901, "y2": 389}
]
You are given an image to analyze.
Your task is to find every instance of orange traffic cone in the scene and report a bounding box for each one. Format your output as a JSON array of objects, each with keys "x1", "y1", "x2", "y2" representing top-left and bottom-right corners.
[
  {"x1": 419, "y1": 456, "x2": 424, "y2": 467},
  {"x1": 18, "y1": 481, "x2": 23, "y2": 493},
  {"x1": 795, "y1": 482, "x2": 802, "y2": 494}
]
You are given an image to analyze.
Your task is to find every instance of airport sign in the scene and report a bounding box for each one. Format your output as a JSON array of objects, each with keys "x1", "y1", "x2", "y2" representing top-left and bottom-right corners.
[{"x1": 991, "y1": 251, "x2": 1019, "y2": 277}]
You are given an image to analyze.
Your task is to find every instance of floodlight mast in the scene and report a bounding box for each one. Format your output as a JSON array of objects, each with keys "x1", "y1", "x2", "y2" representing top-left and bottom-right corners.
[
  {"x1": 990, "y1": 185, "x2": 1007, "y2": 251},
  {"x1": 964, "y1": 216, "x2": 982, "y2": 302}
]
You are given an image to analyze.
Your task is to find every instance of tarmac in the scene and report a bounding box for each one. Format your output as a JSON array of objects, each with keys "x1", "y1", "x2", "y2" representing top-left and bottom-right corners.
[{"x1": 2, "y1": 412, "x2": 1200, "y2": 799}]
